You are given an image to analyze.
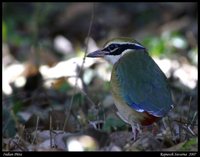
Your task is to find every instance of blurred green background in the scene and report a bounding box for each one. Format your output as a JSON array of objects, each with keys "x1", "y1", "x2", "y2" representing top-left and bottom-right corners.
[{"x1": 3, "y1": 3, "x2": 197, "y2": 59}]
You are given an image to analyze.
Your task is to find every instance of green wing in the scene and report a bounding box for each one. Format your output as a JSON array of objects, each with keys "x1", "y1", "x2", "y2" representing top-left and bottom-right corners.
[{"x1": 114, "y1": 51, "x2": 173, "y2": 117}]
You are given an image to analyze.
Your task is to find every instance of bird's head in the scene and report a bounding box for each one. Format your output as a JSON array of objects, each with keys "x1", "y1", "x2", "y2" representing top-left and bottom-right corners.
[{"x1": 87, "y1": 37, "x2": 146, "y2": 64}]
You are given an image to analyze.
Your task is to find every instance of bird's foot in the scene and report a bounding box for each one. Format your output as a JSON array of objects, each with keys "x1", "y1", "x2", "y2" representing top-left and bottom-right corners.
[
  {"x1": 130, "y1": 128, "x2": 139, "y2": 141},
  {"x1": 130, "y1": 123, "x2": 141, "y2": 142}
]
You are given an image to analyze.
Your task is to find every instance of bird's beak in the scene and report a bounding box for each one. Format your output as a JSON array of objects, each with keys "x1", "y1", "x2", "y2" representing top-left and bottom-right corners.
[{"x1": 86, "y1": 50, "x2": 107, "y2": 58}]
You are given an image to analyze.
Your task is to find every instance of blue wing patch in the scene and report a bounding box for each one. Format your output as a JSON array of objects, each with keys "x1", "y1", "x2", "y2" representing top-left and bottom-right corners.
[{"x1": 126, "y1": 95, "x2": 144, "y2": 112}]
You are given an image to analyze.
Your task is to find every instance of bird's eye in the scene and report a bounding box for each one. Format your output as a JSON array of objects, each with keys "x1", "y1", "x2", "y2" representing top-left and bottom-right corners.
[{"x1": 108, "y1": 44, "x2": 118, "y2": 51}]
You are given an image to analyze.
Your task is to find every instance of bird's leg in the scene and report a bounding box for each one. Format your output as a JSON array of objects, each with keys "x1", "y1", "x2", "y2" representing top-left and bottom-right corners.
[
  {"x1": 131, "y1": 123, "x2": 141, "y2": 141},
  {"x1": 116, "y1": 112, "x2": 142, "y2": 141}
]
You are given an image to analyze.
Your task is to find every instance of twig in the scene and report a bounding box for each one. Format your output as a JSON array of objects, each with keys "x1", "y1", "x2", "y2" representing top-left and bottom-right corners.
[
  {"x1": 78, "y1": 88, "x2": 96, "y2": 107},
  {"x1": 190, "y1": 111, "x2": 198, "y2": 126},
  {"x1": 187, "y1": 96, "x2": 192, "y2": 124},
  {"x1": 180, "y1": 124, "x2": 196, "y2": 137},
  {"x1": 12, "y1": 140, "x2": 29, "y2": 151},
  {"x1": 49, "y1": 110, "x2": 53, "y2": 148},
  {"x1": 31, "y1": 116, "x2": 40, "y2": 145},
  {"x1": 63, "y1": 3, "x2": 95, "y2": 131}
]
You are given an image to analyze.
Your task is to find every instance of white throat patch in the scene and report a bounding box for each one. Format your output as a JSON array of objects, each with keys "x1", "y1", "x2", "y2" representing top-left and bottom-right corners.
[{"x1": 104, "y1": 49, "x2": 133, "y2": 65}]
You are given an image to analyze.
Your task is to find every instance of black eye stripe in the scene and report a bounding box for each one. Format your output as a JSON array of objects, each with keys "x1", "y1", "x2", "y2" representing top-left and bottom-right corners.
[
  {"x1": 107, "y1": 43, "x2": 144, "y2": 50},
  {"x1": 105, "y1": 43, "x2": 145, "y2": 55},
  {"x1": 108, "y1": 44, "x2": 118, "y2": 50}
]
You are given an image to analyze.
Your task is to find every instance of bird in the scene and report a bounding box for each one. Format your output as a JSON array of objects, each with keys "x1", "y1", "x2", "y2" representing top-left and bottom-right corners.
[{"x1": 86, "y1": 37, "x2": 174, "y2": 140}]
